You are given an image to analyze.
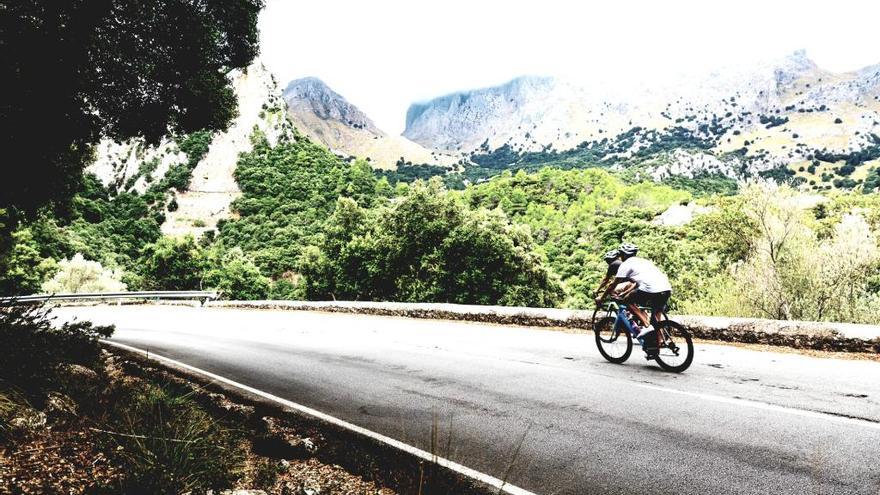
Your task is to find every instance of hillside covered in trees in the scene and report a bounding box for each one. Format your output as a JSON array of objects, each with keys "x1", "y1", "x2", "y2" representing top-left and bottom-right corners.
[{"x1": 4, "y1": 125, "x2": 879, "y2": 324}]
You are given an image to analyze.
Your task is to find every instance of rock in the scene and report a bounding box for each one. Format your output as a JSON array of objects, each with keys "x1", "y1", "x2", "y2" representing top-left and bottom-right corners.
[
  {"x1": 10, "y1": 409, "x2": 46, "y2": 432},
  {"x1": 44, "y1": 392, "x2": 78, "y2": 423},
  {"x1": 252, "y1": 435, "x2": 318, "y2": 460},
  {"x1": 652, "y1": 202, "x2": 714, "y2": 227}
]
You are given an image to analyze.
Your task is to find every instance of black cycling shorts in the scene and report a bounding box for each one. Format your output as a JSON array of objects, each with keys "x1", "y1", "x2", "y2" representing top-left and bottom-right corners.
[{"x1": 627, "y1": 290, "x2": 671, "y2": 315}]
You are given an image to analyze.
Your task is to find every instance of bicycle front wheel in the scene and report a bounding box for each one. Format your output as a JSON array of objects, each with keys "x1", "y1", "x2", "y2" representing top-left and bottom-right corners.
[
  {"x1": 652, "y1": 320, "x2": 694, "y2": 373},
  {"x1": 591, "y1": 302, "x2": 615, "y2": 329},
  {"x1": 594, "y1": 316, "x2": 632, "y2": 364}
]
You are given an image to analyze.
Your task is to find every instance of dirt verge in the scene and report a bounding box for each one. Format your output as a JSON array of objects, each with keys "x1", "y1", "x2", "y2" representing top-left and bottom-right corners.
[{"x1": 105, "y1": 344, "x2": 511, "y2": 495}]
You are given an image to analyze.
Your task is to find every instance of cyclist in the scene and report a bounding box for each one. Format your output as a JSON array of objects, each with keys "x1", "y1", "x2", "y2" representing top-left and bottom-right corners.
[
  {"x1": 596, "y1": 242, "x2": 672, "y2": 356},
  {"x1": 593, "y1": 249, "x2": 622, "y2": 300}
]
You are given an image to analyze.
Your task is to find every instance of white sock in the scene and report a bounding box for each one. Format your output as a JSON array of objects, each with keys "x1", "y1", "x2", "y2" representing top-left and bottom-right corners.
[{"x1": 637, "y1": 325, "x2": 655, "y2": 338}]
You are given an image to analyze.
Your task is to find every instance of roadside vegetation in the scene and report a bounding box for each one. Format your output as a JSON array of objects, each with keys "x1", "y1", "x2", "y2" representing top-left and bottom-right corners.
[{"x1": 0, "y1": 303, "x2": 399, "y2": 494}]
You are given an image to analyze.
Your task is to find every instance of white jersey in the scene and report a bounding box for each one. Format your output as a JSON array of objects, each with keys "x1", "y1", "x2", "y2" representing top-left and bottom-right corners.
[{"x1": 616, "y1": 256, "x2": 672, "y2": 293}]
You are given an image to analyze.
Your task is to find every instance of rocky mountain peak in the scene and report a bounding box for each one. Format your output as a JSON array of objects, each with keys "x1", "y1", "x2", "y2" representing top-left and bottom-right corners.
[
  {"x1": 771, "y1": 49, "x2": 820, "y2": 88},
  {"x1": 282, "y1": 77, "x2": 453, "y2": 169},
  {"x1": 403, "y1": 76, "x2": 557, "y2": 151},
  {"x1": 284, "y1": 77, "x2": 381, "y2": 135}
]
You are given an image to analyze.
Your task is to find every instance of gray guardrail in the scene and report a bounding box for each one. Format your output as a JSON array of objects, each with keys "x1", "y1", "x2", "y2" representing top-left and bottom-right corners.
[{"x1": 0, "y1": 291, "x2": 219, "y2": 305}]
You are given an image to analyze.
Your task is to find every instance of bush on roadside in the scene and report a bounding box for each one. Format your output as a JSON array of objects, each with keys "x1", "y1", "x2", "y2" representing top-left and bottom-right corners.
[
  {"x1": 203, "y1": 247, "x2": 270, "y2": 300},
  {"x1": 0, "y1": 228, "x2": 58, "y2": 296},
  {"x1": 301, "y1": 180, "x2": 564, "y2": 307},
  {"x1": 0, "y1": 303, "x2": 114, "y2": 402},
  {"x1": 41, "y1": 253, "x2": 127, "y2": 293}
]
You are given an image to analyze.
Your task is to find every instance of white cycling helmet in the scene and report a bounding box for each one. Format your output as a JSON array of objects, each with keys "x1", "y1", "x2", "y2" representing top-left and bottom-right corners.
[
  {"x1": 618, "y1": 242, "x2": 639, "y2": 257},
  {"x1": 603, "y1": 249, "x2": 619, "y2": 262}
]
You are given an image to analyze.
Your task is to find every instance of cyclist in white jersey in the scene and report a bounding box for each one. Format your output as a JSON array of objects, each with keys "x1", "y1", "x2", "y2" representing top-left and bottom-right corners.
[{"x1": 597, "y1": 242, "x2": 672, "y2": 352}]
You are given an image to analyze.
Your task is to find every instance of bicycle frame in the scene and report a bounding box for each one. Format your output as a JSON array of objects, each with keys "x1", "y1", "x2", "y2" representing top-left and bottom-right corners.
[
  {"x1": 611, "y1": 302, "x2": 638, "y2": 338},
  {"x1": 603, "y1": 300, "x2": 660, "y2": 350}
]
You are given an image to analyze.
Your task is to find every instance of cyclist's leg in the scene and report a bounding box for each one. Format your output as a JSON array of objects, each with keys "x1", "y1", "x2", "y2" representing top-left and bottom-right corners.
[
  {"x1": 649, "y1": 291, "x2": 671, "y2": 325},
  {"x1": 625, "y1": 290, "x2": 652, "y2": 327},
  {"x1": 629, "y1": 304, "x2": 650, "y2": 326}
]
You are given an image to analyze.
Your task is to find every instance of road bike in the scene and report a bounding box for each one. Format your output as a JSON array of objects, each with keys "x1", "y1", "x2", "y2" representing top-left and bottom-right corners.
[{"x1": 593, "y1": 299, "x2": 693, "y2": 373}]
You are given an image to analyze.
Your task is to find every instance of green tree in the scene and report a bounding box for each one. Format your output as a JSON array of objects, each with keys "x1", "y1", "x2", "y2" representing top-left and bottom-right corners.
[
  {"x1": 1, "y1": 0, "x2": 263, "y2": 240},
  {"x1": 301, "y1": 180, "x2": 563, "y2": 306},
  {"x1": 0, "y1": 229, "x2": 56, "y2": 295},
  {"x1": 204, "y1": 247, "x2": 270, "y2": 300},
  {"x1": 138, "y1": 236, "x2": 206, "y2": 290},
  {"x1": 218, "y1": 133, "x2": 378, "y2": 277}
]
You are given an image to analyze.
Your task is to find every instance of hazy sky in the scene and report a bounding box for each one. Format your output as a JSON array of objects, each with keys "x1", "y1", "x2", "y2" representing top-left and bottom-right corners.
[{"x1": 259, "y1": 0, "x2": 880, "y2": 133}]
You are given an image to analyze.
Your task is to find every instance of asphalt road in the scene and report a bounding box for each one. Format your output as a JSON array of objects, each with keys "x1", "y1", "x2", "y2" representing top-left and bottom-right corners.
[{"x1": 54, "y1": 305, "x2": 880, "y2": 495}]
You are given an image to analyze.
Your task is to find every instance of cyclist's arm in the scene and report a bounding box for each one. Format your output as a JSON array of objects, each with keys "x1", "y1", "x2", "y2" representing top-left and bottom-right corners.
[
  {"x1": 597, "y1": 276, "x2": 631, "y2": 302},
  {"x1": 594, "y1": 274, "x2": 613, "y2": 296}
]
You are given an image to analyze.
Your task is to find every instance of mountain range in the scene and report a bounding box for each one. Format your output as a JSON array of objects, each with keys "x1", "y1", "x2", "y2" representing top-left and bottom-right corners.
[
  {"x1": 301, "y1": 51, "x2": 880, "y2": 181},
  {"x1": 86, "y1": 50, "x2": 880, "y2": 237},
  {"x1": 283, "y1": 77, "x2": 456, "y2": 169}
]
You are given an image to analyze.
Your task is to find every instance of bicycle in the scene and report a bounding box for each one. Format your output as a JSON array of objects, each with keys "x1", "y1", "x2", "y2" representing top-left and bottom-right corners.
[{"x1": 593, "y1": 298, "x2": 694, "y2": 373}]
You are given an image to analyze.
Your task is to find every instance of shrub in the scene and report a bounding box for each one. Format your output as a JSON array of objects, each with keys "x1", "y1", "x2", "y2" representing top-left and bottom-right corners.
[
  {"x1": 102, "y1": 381, "x2": 243, "y2": 494},
  {"x1": 204, "y1": 248, "x2": 270, "y2": 300},
  {"x1": 301, "y1": 180, "x2": 564, "y2": 307},
  {"x1": 138, "y1": 236, "x2": 205, "y2": 290},
  {"x1": 731, "y1": 186, "x2": 880, "y2": 323},
  {"x1": 0, "y1": 228, "x2": 57, "y2": 295},
  {"x1": 41, "y1": 254, "x2": 127, "y2": 293},
  {"x1": 268, "y1": 277, "x2": 302, "y2": 300},
  {"x1": 0, "y1": 303, "x2": 113, "y2": 401}
]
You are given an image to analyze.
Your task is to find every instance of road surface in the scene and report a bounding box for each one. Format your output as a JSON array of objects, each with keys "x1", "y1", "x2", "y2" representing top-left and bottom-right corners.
[{"x1": 54, "y1": 305, "x2": 880, "y2": 495}]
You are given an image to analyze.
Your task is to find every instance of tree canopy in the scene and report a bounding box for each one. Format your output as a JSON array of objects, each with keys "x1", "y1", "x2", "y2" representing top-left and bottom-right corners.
[
  {"x1": 300, "y1": 180, "x2": 564, "y2": 307},
  {"x1": 1, "y1": 0, "x2": 263, "y2": 218}
]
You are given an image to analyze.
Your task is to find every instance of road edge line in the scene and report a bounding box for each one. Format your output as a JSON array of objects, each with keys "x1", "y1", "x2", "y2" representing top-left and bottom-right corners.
[{"x1": 102, "y1": 340, "x2": 538, "y2": 495}]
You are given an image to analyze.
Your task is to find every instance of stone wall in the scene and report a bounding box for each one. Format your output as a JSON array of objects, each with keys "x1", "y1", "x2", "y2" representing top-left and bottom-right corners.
[{"x1": 206, "y1": 300, "x2": 880, "y2": 354}]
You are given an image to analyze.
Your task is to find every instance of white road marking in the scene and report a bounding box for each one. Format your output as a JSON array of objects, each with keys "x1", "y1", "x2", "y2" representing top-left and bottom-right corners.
[
  {"x1": 103, "y1": 340, "x2": 538, "y2": 495},
  {"x1": 632, "y1": 382, "x2": 880, "y2": 431}
]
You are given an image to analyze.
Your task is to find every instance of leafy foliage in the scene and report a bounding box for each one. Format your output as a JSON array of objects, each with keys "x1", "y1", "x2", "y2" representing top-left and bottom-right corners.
[
  {"x1": 300, "y1": 181, "x2": 563, "y2": 306},
  {"x1": 0, "y1": 303, "x2": 113, "y2": 402},
  {"x1": 218, "y1": 135, "x2": 387, "y2": 277},
  {"x1": 138, "y1": 236, "x2": 206, "y2": 291},
  {"x1": 204, "y1": 247, "x2": 270, "y2": 300},
  {"x1": 376, "y1": 163, "x2": 453, "y2": 186},
  {"x1": 41, "y1": 254, "x2": 127, "y2": 293},
  {"x1": 463, "y1": 168, "x2": 695, "y2": 307},
  {"x1": 0, "y1": 229, "x2": 58, "y2": 295},
  {"x1": 1, "y1": 0, "x2": 263, "y2": 224},
  {"x1": 728, "y1": 186, "x2": 880, "y2": 323},
  {"x1": 660, "y1": 174, "x2": 739, "y2": 196}
]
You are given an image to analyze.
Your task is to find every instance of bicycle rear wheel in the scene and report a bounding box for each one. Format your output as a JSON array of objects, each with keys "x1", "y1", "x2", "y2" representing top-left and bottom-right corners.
[
  {"x1": 594, "y1": 316, "x2": 632, "y2": 364},
  {"x1": 652, "y1": 320, "x2": 693, "y2": 373}
]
